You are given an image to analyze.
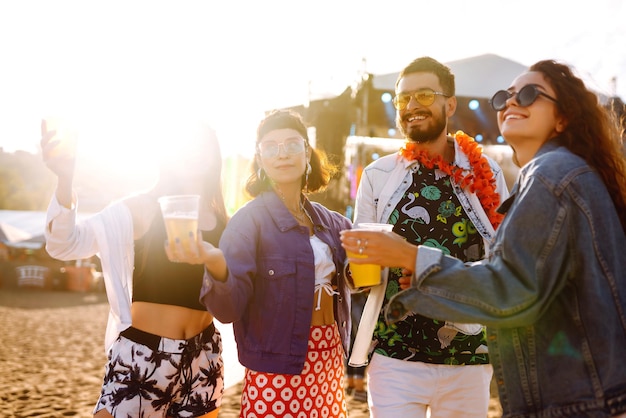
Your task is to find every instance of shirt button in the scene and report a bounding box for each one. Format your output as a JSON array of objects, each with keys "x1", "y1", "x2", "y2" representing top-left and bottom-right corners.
[
  {"x1": 342, "y1": 321, "x2": 346, "y2": 327},
  {"x1": 338, "y1": 297, "x2": 343, "y2": 303},
  {"x1": 268, "y1": 270, "x2": 275, "y2": 276}
]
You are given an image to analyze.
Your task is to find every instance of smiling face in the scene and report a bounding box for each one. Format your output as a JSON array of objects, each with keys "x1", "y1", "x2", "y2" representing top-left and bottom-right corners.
[
  {"x1": 395, "y1": 72, "x2": 456, "y2": 144},
  {"x1": 256, "y1": 128, "x2": 309, "y2": 188},
  {"x1": 497, "y1": 71, "x2": 566, "y2": 165}
]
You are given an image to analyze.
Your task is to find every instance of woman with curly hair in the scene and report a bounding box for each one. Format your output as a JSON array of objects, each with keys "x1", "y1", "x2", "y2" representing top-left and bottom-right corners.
[{"x1": 341, "y1": 60, "x2": 626, "y2": 417}]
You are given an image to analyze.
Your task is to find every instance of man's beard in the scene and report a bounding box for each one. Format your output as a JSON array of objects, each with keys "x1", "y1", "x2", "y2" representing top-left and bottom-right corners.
[{"x1": 398, "y1": 106, "x2": 447, "y2": 144}]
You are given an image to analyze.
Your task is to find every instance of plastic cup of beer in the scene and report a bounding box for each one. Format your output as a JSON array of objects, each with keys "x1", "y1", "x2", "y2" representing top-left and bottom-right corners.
[
  {"x1": 158, "y1": 195, "x2": 200, "y2": 252},
  {"x1": 347, "y1": 222, "x2": 394, "y2": 287}
]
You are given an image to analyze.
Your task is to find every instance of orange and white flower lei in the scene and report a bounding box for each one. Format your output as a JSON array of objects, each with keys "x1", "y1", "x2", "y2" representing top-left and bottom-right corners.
[{"x1": 399, "y1": 130, "x2": 504, "y2": 229}]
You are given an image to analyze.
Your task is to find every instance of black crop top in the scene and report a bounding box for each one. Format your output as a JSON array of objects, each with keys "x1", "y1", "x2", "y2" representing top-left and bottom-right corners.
[{"x1": 133, "y1": 213, "x2": 224, "y2": 311}]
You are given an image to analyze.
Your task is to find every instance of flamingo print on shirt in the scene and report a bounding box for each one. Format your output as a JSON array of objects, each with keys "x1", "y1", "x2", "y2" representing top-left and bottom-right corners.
[{"x1": 401, "y1": 192, "x2": 430, "y2": 224}]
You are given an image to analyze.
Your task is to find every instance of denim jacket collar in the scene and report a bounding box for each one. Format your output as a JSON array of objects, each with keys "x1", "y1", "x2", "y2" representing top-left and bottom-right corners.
[
  {"x1": 499, "y1": 138, "x2": 563, "y2": 216},
  {"x1": 532, "y1": 137, "x2": 561, "y2": 159},
  {"x1": 519, "y1": 137, "x2": 561, "y2": 173}
]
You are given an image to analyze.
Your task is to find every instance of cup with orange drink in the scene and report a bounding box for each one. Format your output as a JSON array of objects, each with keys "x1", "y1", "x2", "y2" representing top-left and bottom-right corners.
[
  {"x1": 346, "y1": 222, "x2": 394, "y2": 287},
  {"x1": 158, "y1": 195, "x2": 200, "y2": 252}
]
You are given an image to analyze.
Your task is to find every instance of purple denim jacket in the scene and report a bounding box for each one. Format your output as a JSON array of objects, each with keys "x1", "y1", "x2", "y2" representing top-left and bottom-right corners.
[{"x1": 200, "y1": 191, "x2": 352, "y2": 375}]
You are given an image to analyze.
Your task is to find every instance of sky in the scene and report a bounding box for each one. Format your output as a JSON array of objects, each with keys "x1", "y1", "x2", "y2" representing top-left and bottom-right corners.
[{"x1": 1, "y1": 0, "x2": 624, "y2": 177}]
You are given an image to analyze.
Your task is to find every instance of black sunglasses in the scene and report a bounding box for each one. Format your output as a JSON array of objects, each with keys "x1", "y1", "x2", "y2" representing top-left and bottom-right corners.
[{"x1": 489, "y1": 84, "x2": 559, "y2": 111}]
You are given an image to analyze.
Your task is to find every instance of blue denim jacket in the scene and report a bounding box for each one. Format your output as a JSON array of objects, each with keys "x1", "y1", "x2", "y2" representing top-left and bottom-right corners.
[
  {"x1": 387, "y1": 141, "x2": 626, "y2": 417},
  {"x1": 200, "y1": 191, "x2": 352, "y2": 375}
]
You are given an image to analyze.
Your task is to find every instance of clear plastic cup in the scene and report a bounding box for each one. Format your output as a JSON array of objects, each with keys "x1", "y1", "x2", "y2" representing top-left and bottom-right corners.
[{"x1": 158, "y1": 195, "x2": 200, "y2": 252}]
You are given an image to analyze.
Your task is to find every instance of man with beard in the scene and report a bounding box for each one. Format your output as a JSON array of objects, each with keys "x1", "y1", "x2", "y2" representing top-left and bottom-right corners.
[{"x1": 346, "y1": 56, "x2": 509, "y2": 417}]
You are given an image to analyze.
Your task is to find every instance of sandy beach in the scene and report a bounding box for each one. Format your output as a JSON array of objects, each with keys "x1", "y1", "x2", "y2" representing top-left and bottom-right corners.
[{"x1": 0, "y1": 288, "x2": 501, "y2": 417}]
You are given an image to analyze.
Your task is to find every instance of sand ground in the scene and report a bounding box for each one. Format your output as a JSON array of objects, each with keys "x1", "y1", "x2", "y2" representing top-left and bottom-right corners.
[{"x1": 0, "y1": 288, "x2": 501, "y2": 417}]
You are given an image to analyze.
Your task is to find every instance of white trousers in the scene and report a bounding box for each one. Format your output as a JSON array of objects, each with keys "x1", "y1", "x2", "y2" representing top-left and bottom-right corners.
[{"x1": 367, "y1": 352, "x2": 493, "y2": 418}]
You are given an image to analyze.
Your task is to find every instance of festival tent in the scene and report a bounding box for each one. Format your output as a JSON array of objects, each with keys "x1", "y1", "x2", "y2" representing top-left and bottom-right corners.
[
  {"x1": 371, "y1": 53, "x2": 529, "y2": 99},
  {"x1": 0, "y1": 211, "x2": 47, "y2": 249},
  {"x1": 0, "y1": 210, "x2": 99, "y2": 291},
  {"x1": 0, "y1": 222, "x2": 33, "y2": 244}
]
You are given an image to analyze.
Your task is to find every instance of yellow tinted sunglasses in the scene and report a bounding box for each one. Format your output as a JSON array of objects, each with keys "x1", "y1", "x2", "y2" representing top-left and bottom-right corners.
[{"x1": 392, "y1": 89, "x2": 450, "y2": 110}]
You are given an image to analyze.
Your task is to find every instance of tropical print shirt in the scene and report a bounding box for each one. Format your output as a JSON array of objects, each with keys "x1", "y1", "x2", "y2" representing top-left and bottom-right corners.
[{"x1": 372, "y1": 164, "x2": 490, "y2": 365}]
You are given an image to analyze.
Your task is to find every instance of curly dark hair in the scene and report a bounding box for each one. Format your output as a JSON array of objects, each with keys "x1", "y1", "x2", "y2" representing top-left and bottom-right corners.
[
  {"x1": 530, "y1": 60, "x2": 626, "y2": 231},
  {"x1": 245, "y1": 109, "x2": 337, "y2": 197}
]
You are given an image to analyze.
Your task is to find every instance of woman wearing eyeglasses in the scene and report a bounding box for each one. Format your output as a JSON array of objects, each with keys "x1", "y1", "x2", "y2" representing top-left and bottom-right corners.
[
  {"x1": 179, "y1": 110, "x2": 352, "y2": 417},
  {"x1": 341, "y1": 60, "x2": 626, "y2": 417}
]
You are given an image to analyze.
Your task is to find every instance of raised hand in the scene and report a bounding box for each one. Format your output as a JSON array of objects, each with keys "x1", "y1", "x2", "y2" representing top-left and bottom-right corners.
[{"x1": 40, "y1": 118, "x2": 78, "y2": 208}]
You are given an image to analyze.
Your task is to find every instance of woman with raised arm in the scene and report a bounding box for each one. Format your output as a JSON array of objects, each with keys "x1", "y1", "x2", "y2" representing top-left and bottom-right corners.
[{"x1": 42, "y1": 121, "x2": 228, "y2": 418}]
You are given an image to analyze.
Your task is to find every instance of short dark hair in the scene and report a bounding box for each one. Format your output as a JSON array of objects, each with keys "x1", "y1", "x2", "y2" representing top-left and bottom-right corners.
[
  {"x1": 396, "y1": 56, "x2": 455, "y2": 96},
  {"x1": 256, "y1": 109, "x2": 309, "y2": 144}
]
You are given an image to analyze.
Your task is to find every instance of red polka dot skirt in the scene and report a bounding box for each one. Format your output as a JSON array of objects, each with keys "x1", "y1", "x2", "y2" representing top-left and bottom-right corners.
[{"x1": 240, "y1": 323, "x2": 347, "y2": 417}]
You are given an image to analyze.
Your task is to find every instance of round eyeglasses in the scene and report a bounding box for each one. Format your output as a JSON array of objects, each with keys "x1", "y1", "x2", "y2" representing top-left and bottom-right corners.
[
  {"x1": 392, "y1": 89, "x2": 450, "y2": 110},
  {"x1": 258, "y1": 137, "x2": 306, "y2": 159},
  {"x1": 490, "y1": 84, "x2": 559, "y2": 112}
]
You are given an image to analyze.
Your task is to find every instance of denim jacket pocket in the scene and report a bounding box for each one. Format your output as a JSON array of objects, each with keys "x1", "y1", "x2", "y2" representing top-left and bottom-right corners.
[
  {"x1": 251, "y1": 257, "x2": 298, "y2": 354},
  {"x1": 258, "y1": 257, "x2": 297, "y2": 281}
]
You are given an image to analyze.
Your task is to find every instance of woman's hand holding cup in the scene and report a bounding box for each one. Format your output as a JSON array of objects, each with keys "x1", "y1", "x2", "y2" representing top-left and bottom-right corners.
[{"x1": 340, "y1": 224, "x2": 418, "y2": 276}]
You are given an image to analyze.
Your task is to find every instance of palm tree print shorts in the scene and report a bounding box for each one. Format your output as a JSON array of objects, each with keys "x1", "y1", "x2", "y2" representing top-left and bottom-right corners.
[{"x1": 94, "y1": 323, "x2": 224, "y2": 417}]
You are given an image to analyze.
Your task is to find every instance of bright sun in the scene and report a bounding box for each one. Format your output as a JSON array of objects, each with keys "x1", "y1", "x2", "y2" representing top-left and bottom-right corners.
[
  {"x1": 68, "y1": 116, "x2": 160, "y2": 193},
  {"x1": 45, "y1": 87, "x2": 264, "y2": 196},
  {"x1": 57, "y1": 109, "x2": 257, "y2": 215}
]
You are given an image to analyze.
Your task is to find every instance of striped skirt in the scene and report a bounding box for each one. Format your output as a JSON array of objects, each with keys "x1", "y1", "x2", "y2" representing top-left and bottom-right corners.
[{"x1": 240, "y1": 323, "x2": 347, "y2": 418}]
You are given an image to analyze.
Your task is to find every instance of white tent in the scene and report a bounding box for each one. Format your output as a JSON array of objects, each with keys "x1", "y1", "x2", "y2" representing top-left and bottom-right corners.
[
  {"x1": 0, "y1": 212, "x2": 46, "y2": 249},
  {"x1": 0, "y1": 222, "x2": 33, "y2": 244},
  {"x1": 372, "y1": 53, "x2": 528, "y2": 98},
  {"x1": 0, "y1": 210, "x2": 46, "y2": 236}
]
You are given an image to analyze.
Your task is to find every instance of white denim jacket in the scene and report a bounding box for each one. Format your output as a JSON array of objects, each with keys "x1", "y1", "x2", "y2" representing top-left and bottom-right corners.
[
  {"x1": 349, "y1": 139, "x2": 509, "y2": 366},
  {"x1": 45, "y1": 195, "x2": 134, "y2": 353}
]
